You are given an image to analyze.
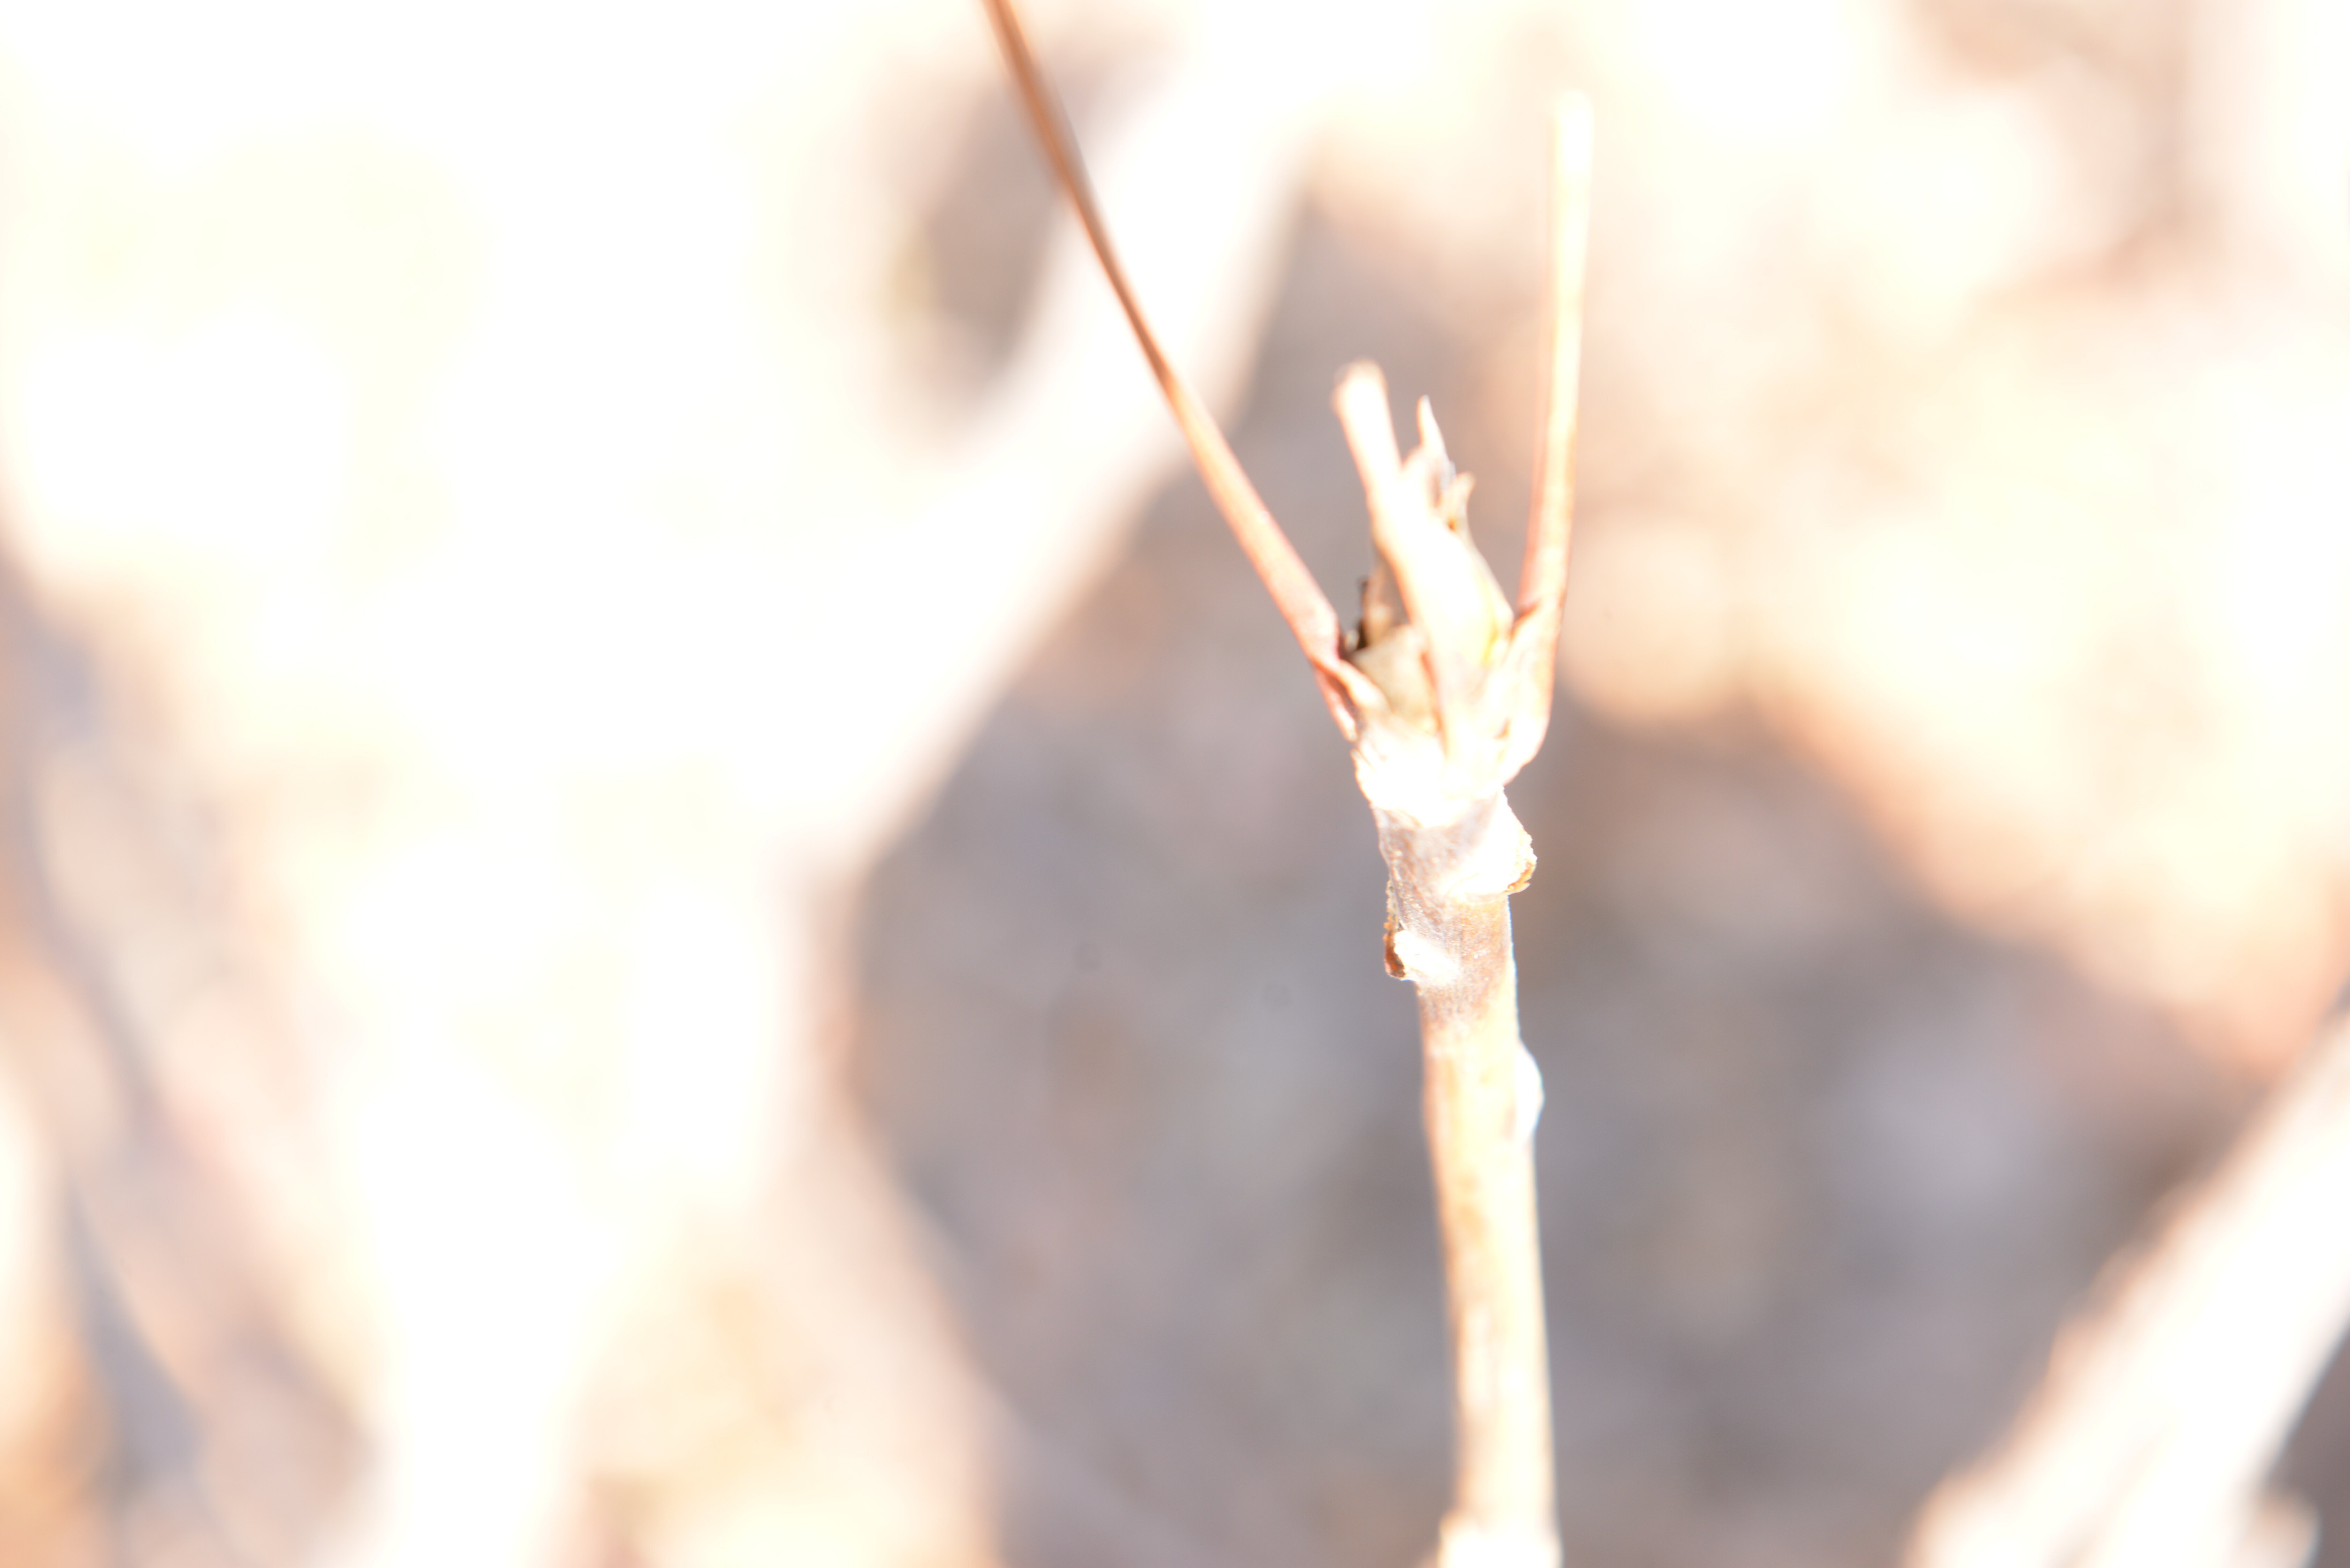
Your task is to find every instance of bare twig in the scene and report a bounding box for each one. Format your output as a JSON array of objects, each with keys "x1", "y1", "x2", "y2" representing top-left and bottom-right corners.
[
  {"x1": 1906, "y1": 1012, "x2": 2350, "y2": 1568},
  {"x1": 1333, "y1": 366, "x2": 1557, "y2": 1568},
  {"x1": 1505, "y1": 99, "x2": 1594, "y2": 779},
  {"x1": 979, "y1": 0, "x2": 1358, "y2": 735},
  {"x1": 981, "y1": 7, "x2": 1590, "y2": 1565},
  {"x1": 1315, "y1": 111, "x2": 1592, "y2": 1568}
]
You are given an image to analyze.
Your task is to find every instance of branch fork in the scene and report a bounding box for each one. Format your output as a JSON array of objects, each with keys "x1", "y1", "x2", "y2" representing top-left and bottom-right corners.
[{"x1": 982, "y1": 6, "x2": 1591, "y2": 1563}]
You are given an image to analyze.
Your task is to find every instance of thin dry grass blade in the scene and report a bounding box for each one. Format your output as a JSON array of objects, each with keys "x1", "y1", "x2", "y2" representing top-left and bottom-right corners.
[
  {"x1": 979, "y1": 0, "x2": 1356, "y2": 730},
  {"x1": 1512, "y1": 95, "x2": 1594, "y2": 702}
]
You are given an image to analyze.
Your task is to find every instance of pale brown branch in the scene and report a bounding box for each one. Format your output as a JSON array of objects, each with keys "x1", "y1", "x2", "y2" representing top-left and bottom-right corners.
[
  {"x1": 1520, "y1": 96, "x2": 1593, "y2": 623},
  {"x1": 1503, "y1": 97, "x2": 1594, "y2": 773},
  {"x1": 977, "y1": 0, "x2": 1357, "y2": 733},
  {"x1": 1375, "y1": 794, "x2": 1556, "y2": 1568},
  {"x1": 1906, "y1": 1012, "x2": 2350, "y2": 1568},
  {"x1": 982, "y1": 11, "x2": 1585, "y2": 1565}
]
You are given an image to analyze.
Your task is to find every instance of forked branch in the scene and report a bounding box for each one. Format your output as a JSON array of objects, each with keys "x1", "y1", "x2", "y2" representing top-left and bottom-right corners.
[
  {"x1": 1508, "y1": 100, "x2": 1594, "y2": 777},
  {"x1": 981, "y1": 6, "x2": 1592, "y2": 1565}
]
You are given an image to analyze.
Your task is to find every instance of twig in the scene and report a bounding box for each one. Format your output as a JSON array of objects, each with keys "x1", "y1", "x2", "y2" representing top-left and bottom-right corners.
[
  {"x1": 980, "y1": 7, "x2": 1591, "y2": 1565},
  {"x1": 1905, "y1": 1011, "x2": 2350, "y2": 1568},
  {"x1": 1507, "y1": 103, "x2": 1594, "y2": 778},
  {"x1": 979, "y1": 0, "x2": 1358, "y2": 735}
]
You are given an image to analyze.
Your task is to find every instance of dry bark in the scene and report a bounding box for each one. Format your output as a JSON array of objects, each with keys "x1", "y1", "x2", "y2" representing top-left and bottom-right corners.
[{"x1": 1907, "y1": 1013, "x2": 2350, "y2": 1568}]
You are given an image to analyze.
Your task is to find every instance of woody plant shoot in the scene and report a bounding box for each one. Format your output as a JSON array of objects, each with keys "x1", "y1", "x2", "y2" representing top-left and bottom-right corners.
[{"x1": 982, "y1": 5, "x2": 1594, "y2": 1565}]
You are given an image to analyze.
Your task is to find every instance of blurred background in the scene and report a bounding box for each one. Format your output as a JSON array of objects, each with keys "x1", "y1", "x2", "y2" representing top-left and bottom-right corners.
[{"x1": 0, "y1": 0, "x2": 2345, "y2": 1565}]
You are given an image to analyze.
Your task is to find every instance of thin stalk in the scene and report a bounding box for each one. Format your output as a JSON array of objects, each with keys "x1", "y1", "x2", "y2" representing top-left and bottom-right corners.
[
  {"x1": 980, "y1": 8, "x2": 1589, "y2": 1564},
  {"x1": 979, "y1": 0, "x2": 1359, "y2": 735},
  {"x1": 1333, "y1": 363, "x2": 1560, "y2": 1568},
  {"x1": 1505, "y1": 101, "x2": 1593, "y2": 777}
]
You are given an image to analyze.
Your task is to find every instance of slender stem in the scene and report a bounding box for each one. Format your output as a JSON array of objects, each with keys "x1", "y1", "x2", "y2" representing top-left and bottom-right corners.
[
  {"x1": 979, "y1": 11, "x2": 1579, "y2": 1562},
  {"x1": 977, "y1": 0, "x2": 1358, "y2": 732},
  {"x1": 1906, "y1": 1012, "x2": 2350, "y2": 1568},
  {"x1": 1518, "y1": 97, "x2": 1593, "y2": 631},
  {"x1": 1376, "y1": 795, "x2": 1557, "y2": 1568}
]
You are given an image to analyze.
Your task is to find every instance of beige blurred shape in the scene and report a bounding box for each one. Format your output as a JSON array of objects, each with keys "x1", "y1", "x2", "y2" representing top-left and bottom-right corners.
[
  {"x1": 0, "y1": 0, "x2": 1334, "y2": 1562},
  {"x1": 1557, "y1": 516, "x2": 1739, "y2": 730}
]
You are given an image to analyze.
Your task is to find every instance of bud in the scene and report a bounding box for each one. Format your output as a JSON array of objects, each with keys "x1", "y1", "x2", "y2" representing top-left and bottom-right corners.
[{"x1": 1335, "y1": 364, "x2": 1535, "y2": 826}]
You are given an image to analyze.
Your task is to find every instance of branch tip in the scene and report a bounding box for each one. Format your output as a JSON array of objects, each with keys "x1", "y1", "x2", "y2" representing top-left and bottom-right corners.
[
  {"x1": 979, "y1": 0, "x2": 1350, "y2": 727},
  {"x1": 1517, "y1": 91, "x2": 1593, "y2": 633}
]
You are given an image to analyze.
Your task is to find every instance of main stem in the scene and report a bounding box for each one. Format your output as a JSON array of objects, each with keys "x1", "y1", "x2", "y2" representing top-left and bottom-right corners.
[
  {"x1": 1375, "y1": 792, "x2": 1556, "y2": 1568},
  {"x1": 974, "y1": 9, "x2": 1578, "y2": 1556}
]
